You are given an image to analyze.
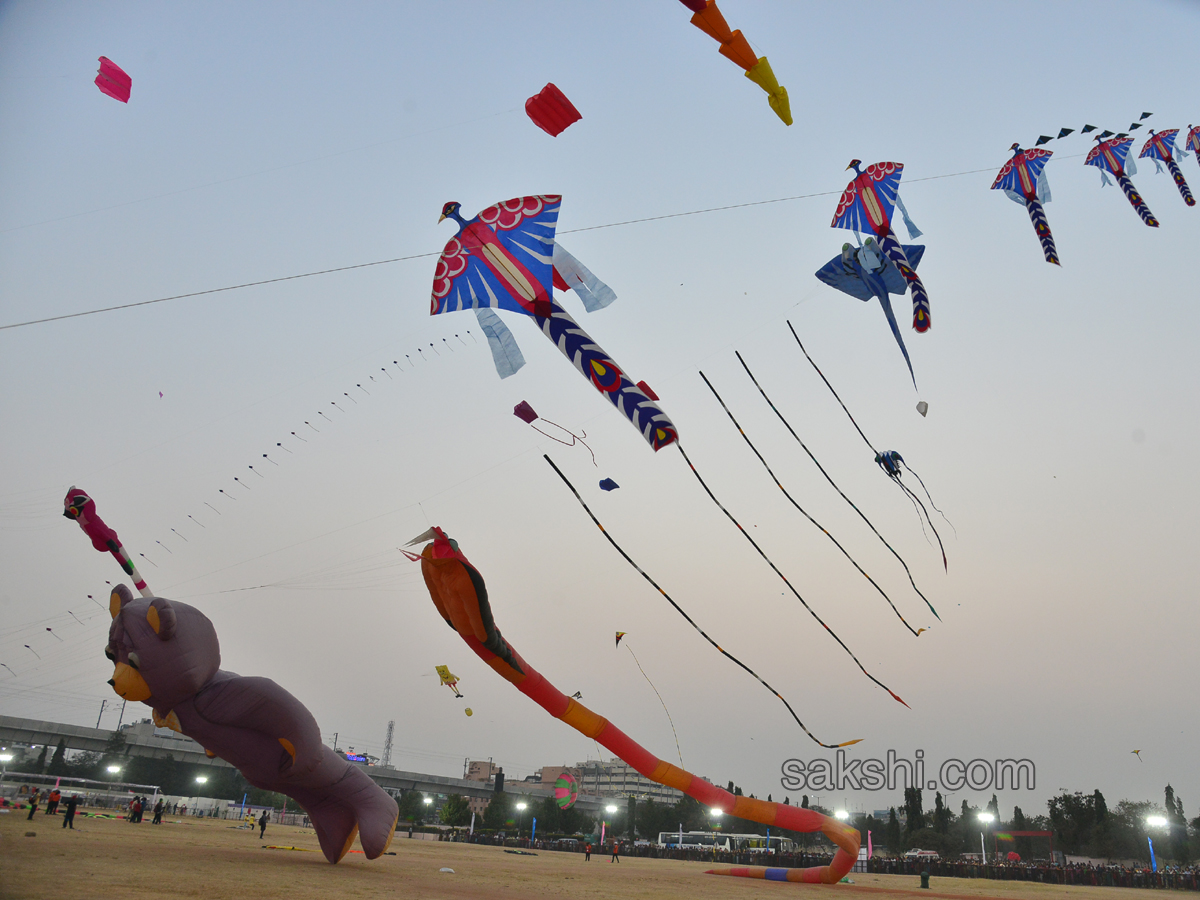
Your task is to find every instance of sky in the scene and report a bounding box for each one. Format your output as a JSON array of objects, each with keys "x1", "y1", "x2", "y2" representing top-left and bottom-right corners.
[{"x1": 2, "y1": 1, "x2": 1198, "y2": 823}]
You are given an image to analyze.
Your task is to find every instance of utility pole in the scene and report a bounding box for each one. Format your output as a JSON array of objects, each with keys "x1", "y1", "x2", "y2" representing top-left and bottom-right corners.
[
  {"x1": 381, "y1": 720, "x2": 394, "y2": 769},
  {"x1": 332, "y1": 732, "x2": 338, "y2": 752},
  {"x1": 116, "y1": 699, "x2": 127, "y2": 730},
  {"x1": 96, "y1": 699, "x2": 107, "y2": 729}
]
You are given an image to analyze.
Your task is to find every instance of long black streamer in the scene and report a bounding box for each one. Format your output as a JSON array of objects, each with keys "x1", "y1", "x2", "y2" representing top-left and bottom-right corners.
[
  {"x1": 673, "y1": 443, "x2": 908, "y2": 708},
  {"x1": 699, "y1": 370, "x2": 927, "y2": 635},
  {"x1": 735, "y1": 351, "x2": 939, "y2": 621},
  {"x1": 542, "y1": 454, "x2": 860, "y2": 748}
]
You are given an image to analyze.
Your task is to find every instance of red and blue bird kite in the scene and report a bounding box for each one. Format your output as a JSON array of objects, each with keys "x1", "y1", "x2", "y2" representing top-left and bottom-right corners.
[
  {"x1": 832, "y1": 161, "x2": 931, "y2": 333},
  {"x1": 432, "y1": 196, "x2": 678, "y2": 451},
  {"x1": 1139, "y1": 129, "x2": 1195, "y2": 208},
  {"x1": 1085, "y1": 136, "x2": 1159, "y2": 227},
  {"x1": 992, "y1": 144, "x2": 1058, "y2": 265}
]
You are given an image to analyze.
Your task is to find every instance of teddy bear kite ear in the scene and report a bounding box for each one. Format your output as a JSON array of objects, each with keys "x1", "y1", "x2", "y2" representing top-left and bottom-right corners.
[
  {"x1": 109, "y1": 584, "x2": 134, "y2": 619},
  {"x1": 146, "y1": 598, "x2": 177, "y2": 640}
]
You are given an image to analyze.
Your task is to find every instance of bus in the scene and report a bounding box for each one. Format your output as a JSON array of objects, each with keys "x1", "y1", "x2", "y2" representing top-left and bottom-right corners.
[{"x1": 658, "y1": 831, "x2": 797, "y2": 853}]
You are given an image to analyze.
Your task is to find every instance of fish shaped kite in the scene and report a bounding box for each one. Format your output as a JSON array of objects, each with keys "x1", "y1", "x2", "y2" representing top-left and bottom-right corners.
[
  {"x1": 435, "y1": 665, "x2": 463, "y2": 698},
  {"x1": 992, "y1": 144, "x2": 1059, "y2": 265},
  {"x1": 64, "y1": 487, "x2": 152, "y2": 598},
  {"x1": 815, "y1": 239, "x2": 926, "y2": 389},
  {"x1": 1085, "y1": 136, "x2": 1159, "y2": 227},
  {"x1": 833, "y1": 161, "x2": 931, "y2": 333},
  {"x1": 432, "y1": 196, "x2": 677, "y2": 451},
  {"x1": 411, "y1": 526, "x2": 860, "y2": 882},
  {"x1": 94, "y1": 56, "x2": 131, "y2": 103},
  {"x1": 1139, "y1": 129, "x2": 1195, "y2": 207},
  {"x1": 678, "y1": 0, "x2": 791, "y2": 126}
]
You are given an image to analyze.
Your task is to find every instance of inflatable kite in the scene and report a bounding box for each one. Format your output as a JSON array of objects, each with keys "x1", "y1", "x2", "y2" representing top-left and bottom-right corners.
[
  {"x1": 64, "y1": 487, "x2": 152, "y2": 598},
  {"x1": 435, "y1": 664, "x2": 463, "y2": 697},
  {"x1": 410, "y1": 526, "x2": 860, "y2": 881},
  {"x1": 1085, "y1": 135, "x2": 1159, "y2": 227},
  {"x1": 678, "y1": 0, "x2": 791, "y2": 126},
  {"x1": 94, "y1": 56, "x2": 131, "y2": 103},
  {"x1": 525, "y1": 83, "x2": 581, "y2": 137},
  {"x1": 432, "y1": 196, "x2": 677, "y2": 451},
  {"x1": 834, "y1": 161, "x2": 931, "y2": 333},
  {"x1": 814, "y1": 239, "x2": 926, "y2": 388},
  {"x1": 66, "y1": 490, "x2": 398, "y2": 864},
  {"x1": 1139, "y1": 129, "x2": 1195, "y2": 207},
  {"x1": 553, "y1": 772, "x2": 579, "y2": 810},
  {"x1": 991, "y1": 144, "x2": 1059, "y2": 265}
]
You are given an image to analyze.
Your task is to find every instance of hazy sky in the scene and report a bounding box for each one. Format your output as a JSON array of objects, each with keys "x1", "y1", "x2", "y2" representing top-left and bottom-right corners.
[{"x1": 2, "y1": 1, "x2": 1198, "y2": 821}]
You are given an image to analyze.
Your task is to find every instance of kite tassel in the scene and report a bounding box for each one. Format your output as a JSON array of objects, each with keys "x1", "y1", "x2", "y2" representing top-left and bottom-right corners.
[
  {"x1": 878, "y1": 233, "x2": 930, "y2": 333},
  {"x1": 1116, "y1": 175, "x2": 1159, "y2": 227},
  {"x1": 1165, "y1": 158, "x2": 1195, "y2": 206},
  {"x1": 894, "y1": 192, "x2": 923, "y2": 240},
  {"x1": 1023, "y1": 197, "x2": 1060, "y2": 265}
]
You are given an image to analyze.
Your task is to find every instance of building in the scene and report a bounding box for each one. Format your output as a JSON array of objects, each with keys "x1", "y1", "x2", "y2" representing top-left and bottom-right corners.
[{"x1": 551, "y1": 758, "x2": 683, "y2": 804}]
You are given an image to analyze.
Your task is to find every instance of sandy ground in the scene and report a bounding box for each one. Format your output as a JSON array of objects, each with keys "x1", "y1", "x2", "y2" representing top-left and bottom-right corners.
[{"x1": 0, "y1": 810, "x2": 1172, "y2": 900}]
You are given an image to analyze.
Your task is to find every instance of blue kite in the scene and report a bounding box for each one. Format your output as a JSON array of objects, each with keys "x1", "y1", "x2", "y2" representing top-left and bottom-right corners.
[
  {"x1": 815, "y1": 239, "x2": 926, "y2": 390},
  {"x1": 432, "y1": 195, "x2": 677, "y2": 451}
]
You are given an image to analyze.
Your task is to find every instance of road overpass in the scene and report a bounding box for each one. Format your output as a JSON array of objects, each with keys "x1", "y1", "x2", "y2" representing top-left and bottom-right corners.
[{"x1": 0, "y1": 715, "x2": 609, "y2": 813}]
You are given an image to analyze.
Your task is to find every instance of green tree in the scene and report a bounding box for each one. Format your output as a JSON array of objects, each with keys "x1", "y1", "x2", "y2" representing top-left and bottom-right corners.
[
  {"x1": 933, "y1": 792, "x2": 951, "y2": 834},
  {"x1": 482, "y1": 793, "x2": 514, "y2": 830},
  {"x1": 33, "y1": 744, "x2": 48, "y2": 774},
  {"x1": 440, "y1": 794, "x2": 472, "y2": 827},
  {"x1": 904, "y1": 787, "x2": 925, "y2": 834},
  {"x1": 885, "y1": 807, "x2": 902, "y2": 855},
  {"x1": 46, "y1": 739, "x2": 68, "y2": 776},
  {"x1": 905, "y1": 827, "x2": 956, "y2": 857},
  {"x1": 397, "y1": 790, "x2": 427, "y2": 823}
]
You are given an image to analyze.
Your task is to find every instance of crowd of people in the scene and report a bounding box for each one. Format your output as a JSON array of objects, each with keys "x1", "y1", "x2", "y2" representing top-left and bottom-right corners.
[{"x1": 866, "y1": 857, "x2": 1200, "y2": 891}]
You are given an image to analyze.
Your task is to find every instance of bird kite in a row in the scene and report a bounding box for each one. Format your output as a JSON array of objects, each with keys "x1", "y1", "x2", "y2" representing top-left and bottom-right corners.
[{"x1": 432, "y1": 195, "x2": 678, "y2": 452}]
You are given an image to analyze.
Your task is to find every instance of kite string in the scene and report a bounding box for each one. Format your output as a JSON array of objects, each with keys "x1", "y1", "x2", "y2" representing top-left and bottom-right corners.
[
  {"x1": 890, "y1": 475, "x2": 949, "y2": 571},
  {"x1": 786, "y1": 321, "x2": 876, "y2": 454},
  {"x1": 622, "y1": 642, "x2": 684, "y2": 767},
  {"x1": 541, "y1": 454, "x2": 857, "y2": 749},
  {"x1": 900, "y1": 461, "x2": 956, "y2": 535},
  {"x1": 698, "y1": 370, "x2": 923, "y2": 637},
  {"x1": 673, "y1": 442, "x2": 908, "y2": 708},
  {"x1": 735, "y1": 351, "x2": 939, "y2": 621}
]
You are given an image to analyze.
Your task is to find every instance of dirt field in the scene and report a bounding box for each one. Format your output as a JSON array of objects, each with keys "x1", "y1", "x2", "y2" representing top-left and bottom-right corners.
[{"x1": 0, "y1": 809, "x2": 1172, "y2": 900}]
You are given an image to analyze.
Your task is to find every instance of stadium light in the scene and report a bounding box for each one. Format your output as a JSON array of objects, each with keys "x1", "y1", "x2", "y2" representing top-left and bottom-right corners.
[
  {"x1": 606, "y1": 804, "x2": 619, "y2": 814},
  {"x1": 195, "y1": 776, "x2": 208, "y2": 784},
  {"x1": 424, "y1": 797, "x2": 433, "y2": 805},
  {"x1": 710, "y1": 808, "x2": 723, "y2": 817},
  {"x1": 977, "y1": 812, "x2": 994, "y2": 823},
  {"x1": 1147, "y1": 816, "x2": 1168, "y2": 828},
  {"x1": 106, "y1": 764, "x2": 121, "y2": 774},
  {"x1": 835, "y1": 810, "x2": 849, "y2": 821}
]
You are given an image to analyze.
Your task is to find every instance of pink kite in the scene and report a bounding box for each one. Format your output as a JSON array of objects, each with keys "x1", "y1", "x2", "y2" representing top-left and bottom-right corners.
[
  {"x1": 525, "y1": 83, "x2": 581, "y2": 137},
  {"x1": 95, "y1": 57, "x2": 132, "y2": 103}
]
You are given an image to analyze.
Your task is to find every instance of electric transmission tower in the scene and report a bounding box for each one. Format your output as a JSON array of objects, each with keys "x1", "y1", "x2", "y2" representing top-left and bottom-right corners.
[{"x1": 381, "y1": 719, "x2": 395, "y2": 769}]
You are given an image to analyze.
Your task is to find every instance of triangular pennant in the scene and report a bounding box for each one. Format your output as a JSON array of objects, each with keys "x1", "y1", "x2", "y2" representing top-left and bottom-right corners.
[
  {"x1": 1057, "y1": 127, "x2": 1074, "y2": 139},
  {"x1": 1035, "y1": 135, "x2": 1053, "y2": 146},
  {"x1": 1081, "y1": 124, "x2": 1097, "y2": 134}
]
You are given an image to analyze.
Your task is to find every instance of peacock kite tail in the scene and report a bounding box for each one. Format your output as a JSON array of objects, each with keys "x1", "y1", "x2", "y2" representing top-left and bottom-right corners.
[
  {"x1": 1139, "y1": 129, "x2": 1195, "y2": 207},
  {"x1": 833, "y1": 161, "x2": 931, "y2": 333},
  {"x1": 1085, "y1": 137, "x2": 1159, "y2": 227},
  {"x1": 414, "y1": 526, "x2": 860, "y2": 883},
  {"x1": 63, "y1": 487, "x2": 152, "y2": 598},
  {"x1": 992, "y1": 145, "x2": 1059, "y2": 265}
]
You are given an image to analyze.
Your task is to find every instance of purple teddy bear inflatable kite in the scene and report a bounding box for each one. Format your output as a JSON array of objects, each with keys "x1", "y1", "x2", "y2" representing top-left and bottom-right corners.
[{"x1": 105, "y1": 584, "x2": 397, "y2": 862}]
